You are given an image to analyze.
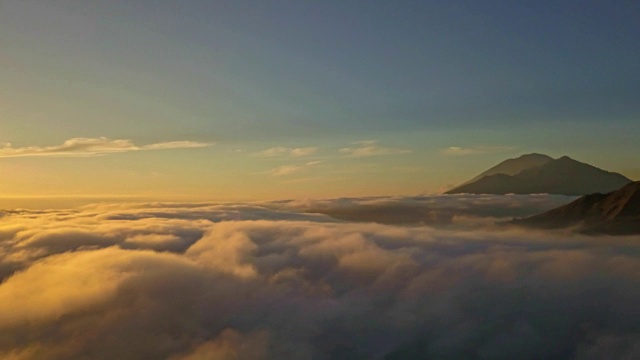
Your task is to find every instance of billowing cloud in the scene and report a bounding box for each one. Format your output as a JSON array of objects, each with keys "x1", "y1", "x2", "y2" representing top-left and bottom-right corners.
[
  {"x1": 0, "y1": 198, "x2": 638, "y2": 359},
  {"x1": 259, "y1": 146, "x2": 318, "y2": 157},
  {"x1": 442, "y1": 145, "x2": 515, "y2": 156},
  {"x1": 0, "y1": 137, "x2": 213, "y2": 158},
  {"x1": 339, "y1": 140, "x2": 411, "y2": 157}
]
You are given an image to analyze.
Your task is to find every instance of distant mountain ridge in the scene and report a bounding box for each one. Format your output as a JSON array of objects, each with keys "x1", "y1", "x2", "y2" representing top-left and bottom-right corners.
[
  {"x1": 445, "y1": 154, "x2": 631, "y2": 195},
  {"x1": 513, "y1": 181, "x2": 640, "y2": 234},
  {"x1": 463, "y1": 153, "x2": 553, "y2": 185}
]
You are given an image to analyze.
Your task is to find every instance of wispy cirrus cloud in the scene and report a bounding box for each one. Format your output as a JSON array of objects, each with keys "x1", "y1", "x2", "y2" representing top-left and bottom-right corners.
[
  {"x1": 266, "y1": 161, "x2": 323, "y2": 177},
  {"x1": 268, "y1": 165, "x2": 304, "y2": 177},
  {"x1": 339, "y1": 140, "x2": 411, "y2": 157},
  {"x1": 0, "y1": 137, "x2": 213, "y2": 158},
  {"x1": 258, "y1": 146, "x2": 318, "y2": 157},
  {"x1": 442, "y1": 145, "x2": 515, "y2": 156}
]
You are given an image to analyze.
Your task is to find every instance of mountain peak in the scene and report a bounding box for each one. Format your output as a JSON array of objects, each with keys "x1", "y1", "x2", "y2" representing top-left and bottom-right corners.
[
  {"x1": 445, "y1": 153, "x2": 631, "y2": 195},
  {"x1": 457, "y1": 153, "x2": 554, "y2": 187},
  {"x1": 520, "y1": 153, "x2": 554, "y2": 160}
]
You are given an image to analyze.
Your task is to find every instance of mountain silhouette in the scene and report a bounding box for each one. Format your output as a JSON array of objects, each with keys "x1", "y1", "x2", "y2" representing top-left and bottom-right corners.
[
  {"x1": 462, "y1": 153, "x2": 553, "y2": 185},
  {"x1": 513, "y1": 181, "x2": 640, "y2": 234},
  {"x1": 445, "y1": 154, "x2": 631, "y2": 195}
]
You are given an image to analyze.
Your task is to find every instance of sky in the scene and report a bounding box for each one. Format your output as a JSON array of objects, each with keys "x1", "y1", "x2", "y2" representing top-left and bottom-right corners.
[
  {"x1": 1, "y1": 0, "x2": 639, "y2": 202},
  {"x1": 1, "y1": 3, "x2": 639, "y2": 357}
]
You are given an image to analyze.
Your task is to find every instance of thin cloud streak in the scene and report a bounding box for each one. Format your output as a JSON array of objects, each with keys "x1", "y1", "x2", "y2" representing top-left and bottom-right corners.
[
  {"x1": 267, "y1": 165, "x2": 304, "y2": 177},
  {"x1": 0, "y1": 138, "x2": 213, "y2": 158},
  {"x1": 258, "y1": 146, "x2": 318, "y2": 157},
  {"x1": 339, "y1": 140, "x2": 411, "y2": 157},
  {"x1": 442, "y1": 145, "x2": 515, "y2": 156},
  {"x1": 266, "y1": 161, "x2": 323, "y2": 177}
]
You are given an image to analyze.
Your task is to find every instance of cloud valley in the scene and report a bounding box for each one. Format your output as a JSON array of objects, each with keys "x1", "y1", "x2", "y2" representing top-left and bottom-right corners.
[{"x1": 0, "y1": 196, "x2": 638, "y2": 359}]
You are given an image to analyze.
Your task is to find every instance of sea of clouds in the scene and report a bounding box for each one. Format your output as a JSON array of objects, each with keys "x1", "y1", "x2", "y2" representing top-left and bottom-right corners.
[{"x1": 0, "y1": 195, "x2": 638, "y2": 359}]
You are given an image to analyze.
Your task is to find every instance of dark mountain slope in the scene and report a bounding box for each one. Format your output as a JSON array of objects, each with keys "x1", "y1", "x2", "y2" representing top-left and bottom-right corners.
[{"x1": 513, "y1": 181, "x2": 640, "y2": 234}]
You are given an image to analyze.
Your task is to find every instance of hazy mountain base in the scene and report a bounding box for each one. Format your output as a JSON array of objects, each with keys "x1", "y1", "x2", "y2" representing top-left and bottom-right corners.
[
  {"x1": 0, "y1": 196, "x2": 638, "y2": 360},
  {"x1": 268, "y1": 194, "x2": 576, "y2": 226}
]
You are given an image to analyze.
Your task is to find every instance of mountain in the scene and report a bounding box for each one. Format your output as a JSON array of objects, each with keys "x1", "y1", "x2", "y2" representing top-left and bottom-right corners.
[
  {"x1": 512, "y1": 181, "x2": 640, "y2": 234},
  {"x1": 445, "y1": 154, "x2": 631, "y2": 195},
  {"x1": 462, "y1": 153, "x2": 553, "y2": 185}
]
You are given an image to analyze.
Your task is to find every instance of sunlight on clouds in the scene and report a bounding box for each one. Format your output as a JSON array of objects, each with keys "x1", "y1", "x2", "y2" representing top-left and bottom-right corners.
[
  {"x1": 0, "y1": 248, "x2": 130, "y2": 327},
  {"x1": 186, "y1": 227, "x2": 259, "y2": 278}
]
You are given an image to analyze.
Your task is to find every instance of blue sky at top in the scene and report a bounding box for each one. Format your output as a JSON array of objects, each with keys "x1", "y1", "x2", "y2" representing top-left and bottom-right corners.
[{"x1": 0, "y1": 1, "x2": 638, "y2": 200}]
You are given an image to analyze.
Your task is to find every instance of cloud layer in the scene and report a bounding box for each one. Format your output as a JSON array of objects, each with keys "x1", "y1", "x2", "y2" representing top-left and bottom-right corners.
[
  {"x1": 0, "y1": 137, "x2": 212, "y2": 158},
  {"x1": 0, "y1": 197, "x2": 638, "y2": 359}
]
